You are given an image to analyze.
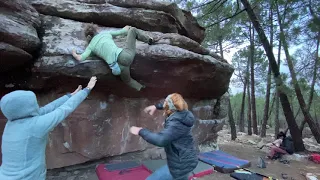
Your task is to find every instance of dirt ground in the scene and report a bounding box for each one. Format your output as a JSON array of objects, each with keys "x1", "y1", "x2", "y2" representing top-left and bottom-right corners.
[
  {"x1": 199, "y1": 143, "x2": 320, "y2": 180},
  {"x1": 47, "y1": 127, "x2": 320, "y2": 180},
  {"x1": 47, "y1": 142, "x2": 320, "y2": 180}
]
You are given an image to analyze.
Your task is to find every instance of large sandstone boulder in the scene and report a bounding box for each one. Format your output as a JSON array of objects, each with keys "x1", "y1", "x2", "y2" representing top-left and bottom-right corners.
[
  {"x1": 0, "y1": 0, "x2": 40, "y2": 72},
  {"x1": 27, "y1": 0, "x2": 205, "y2": 43},
  {"x1": 31, "y1": 15, "x2": 233, "y2": 99},
  {"x1": 0, "y1": 0, "x2": 234, "y2": 169},
  {"x1": 0, "y1": 91, "x2": 228, "y2": 168},
  {"x1": 0, "y1": 14, "x2": 40, "y2": 53},
  {"x1": 0, "y1": 0, "x2": 40, "y2": 28},
  {"x1": 105, "y1": 0, "x2": 205, "y2": 43},
  {"x1": 0, "y1": 43, "x2": 33, "y2": 72},
  {"x1": 6, "y1": 92, "x2": 227, "y2": 168}
]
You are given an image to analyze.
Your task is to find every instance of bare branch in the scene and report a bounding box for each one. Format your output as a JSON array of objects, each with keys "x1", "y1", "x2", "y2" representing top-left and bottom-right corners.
[
  {"x1": 207, "y1": 0, "x2": 228, "y2": 17},
  {"x1": 198, "y1": 0, "x2": 225, "y2": 19},
  {"x1": 191, "y1": 0, "x2": 216, "y2": 10},
  {"x1": 205, "y1": 8, "x2": 247, "y2": 27},
  {"x1": 296, "y1": 61, "x2": 312, "y2": 74}
]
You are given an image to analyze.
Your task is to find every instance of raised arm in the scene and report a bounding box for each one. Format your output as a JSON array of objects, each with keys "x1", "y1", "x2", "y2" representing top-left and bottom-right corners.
[
  {"x1": 143, "y1": 103, "x2": 164, "y2": 116},
  {"x1": 80, "y1": 47, "x2": 92, "y2": 61},
  {"x1": 72, "y1": 47, "x2": 92, "y2": 61},
  {"x1": 39, "y1": 85, "x2": 82, "y2": 115},
  {"x1": 39, "y1": 95, "x2": 70, "y2": 115},
  {"x1": 33, "y1": 77, "x2": 97, "y2": 136},
  {"x1": 138, "y1": 120, "x2": 187, "y2": 147},
  {"x1": 34, "y1": 89, "x2": 89, "y2": 136}
]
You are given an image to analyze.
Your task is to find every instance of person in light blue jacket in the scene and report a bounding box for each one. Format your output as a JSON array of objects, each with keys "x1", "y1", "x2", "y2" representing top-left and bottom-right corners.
[{"x1": 0, "y1": 76, "x2": 97, "y2": 180}]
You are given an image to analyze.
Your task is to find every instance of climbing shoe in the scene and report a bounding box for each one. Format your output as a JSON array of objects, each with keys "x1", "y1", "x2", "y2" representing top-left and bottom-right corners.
[{"x1": 148, "y1": 37, "x2": 154, "y2": 45}]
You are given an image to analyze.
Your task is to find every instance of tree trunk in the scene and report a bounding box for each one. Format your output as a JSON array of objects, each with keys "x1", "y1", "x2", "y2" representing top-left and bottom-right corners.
[
  {"x1": 299, "y1": 32, "x2": 320, "y2": 133},
  {"x1": 240, "y1": 0, "x2": 305, "y2": 151},
  {"x1": 219, "y1": 34, "x2": 237, "y2": 140},
  {"x1": 268, "y1": 92, "x2": 276, "y2": 119},
  {"x1": 308, "y1": 2, "x2": 320, "y2": 25},
  {"x1": 228, "y1": 96, "x2": 237, "y2": 140},
  {"x1": 261, "y1": 3, "x2": 273, "y2": 137},
  {"x1": 276, "y1": 1, "x2": 320, "y2": 143},
  {"x1": 218, "y1": 33, "x2": 224, "y2": 58},
  {"x1": 294, "y1": 107, "x2": 301, "y2": 121},
  {"x1": 315, "y1": 103, "x2": 320, "y2": 128},
  {"x1": 247, "y1": 81, "x2": 252, "y2": 135},
  {"x1": 261, "y1": 65, "x2": 272, "y2": 137},
  {"x1": 239, "y1": 83, "x2": 247, "y2": 132},
  {"x1": 239, "y1": 38, "x2": 250, "y2": 133},
  {"x1": 249, "y1": 23, "x2": 258, "y2": 135},
  {"x1": 219, "y1": 33, "x2": 237, "y2": 140},
  {"x1": 274, "y1": 95, "x2": 280, "y2": 135},
  {"x1": 274, "y1": 39, "x2": 281, "y2": 136}
]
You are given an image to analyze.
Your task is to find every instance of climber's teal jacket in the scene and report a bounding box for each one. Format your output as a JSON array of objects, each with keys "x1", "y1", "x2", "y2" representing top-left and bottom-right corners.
[
  {"x1": 80, "y1": 28, "x2": 128, "y2": 75},
  {"x1": 0, "y1": 89, "x2": 90, "y2": 180}
]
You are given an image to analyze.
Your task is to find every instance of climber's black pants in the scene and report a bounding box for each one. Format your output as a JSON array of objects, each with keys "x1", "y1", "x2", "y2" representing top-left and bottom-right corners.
[{"x1": 117, "y1": 27, "x2": 150, "y2": 91}]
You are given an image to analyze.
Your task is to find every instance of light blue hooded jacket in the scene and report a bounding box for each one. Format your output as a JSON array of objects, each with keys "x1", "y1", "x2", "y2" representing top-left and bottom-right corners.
[{"x1": 0, "y1": 89, "x2": 90, "y2": 180}]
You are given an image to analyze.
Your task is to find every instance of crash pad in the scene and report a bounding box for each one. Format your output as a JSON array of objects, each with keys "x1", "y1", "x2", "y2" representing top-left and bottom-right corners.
[
  {"x1": 96, "y1": 161, "x2": 152, "y2": 180},
  {"x1": 199, "y1": 150, "x2": 251, "y2": 173}
]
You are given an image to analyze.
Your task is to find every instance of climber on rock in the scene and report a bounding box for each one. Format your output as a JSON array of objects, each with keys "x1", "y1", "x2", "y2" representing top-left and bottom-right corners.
[
  {"x1": 130, "y1": 93, "x2": 198, "y2": 180},
  {"x1": 0, "y1": 76, "x2": 97, "y2": 180},
  {"x1": 72, "y1": 24, "x2": 155, "y2": 91}
]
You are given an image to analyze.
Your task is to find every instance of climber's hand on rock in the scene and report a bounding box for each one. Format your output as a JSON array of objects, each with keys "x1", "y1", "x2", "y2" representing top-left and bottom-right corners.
[
  {"x1": 130, "y1": 126, "x2": 142, "y2": 135},
  {"x1": 72, "y1": 49, "x2": 81, "y2": 61},
  {"x1": 144, "y1": 105, "x2": 157, "y2": 116},
  {"x1": 124, "y1": 25, "x2": 132, "y2": 30},
  {"x1": 86, "y1": 76, "x2": 97, "y2": 90},
  {"x1": 71, "y1": 85, "x2": 82, "y2": 96}
]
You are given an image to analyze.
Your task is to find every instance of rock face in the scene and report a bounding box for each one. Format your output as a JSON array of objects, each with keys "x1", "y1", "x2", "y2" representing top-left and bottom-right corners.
[
  {"x1": 0, "y1": 92, "x2": 228, "y2": 169},
  {"x1": 0, "y1": 43, "x2": 33, "y2": 72},
  {"x1": 0, "y1": 14, "x2": 40, "y2": 53},
  {"x1": 28, "y1": 0, "x2": 205, "y2": 43},
  {"x1": 0, "y1": 0, "x2": 40, "y2": 28},
  {"x1": 0, "y1": 0, "x2": 234, "y2": 169},
  {"x1": 105, "y1": 0, "x2": 206, "y2": 43},
  {"x1": 40, "y1": 93, "x2": 229, "y2": 168},
  {"x1": 31, "y1": 15, "x2": 233, "y2": 99},
  {"x1": 0, "y1": 0, "x2": 40, "y2": 72}
]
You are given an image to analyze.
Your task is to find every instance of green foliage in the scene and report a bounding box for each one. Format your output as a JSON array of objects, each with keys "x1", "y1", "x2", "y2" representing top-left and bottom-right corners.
[
  {"x1": 168, "y1": 0, "x2": 320, "y2": 131},
  {"x1": 231, "y1": 45, "x2": 268, "y2": 95},
  {"x1": 230, "y1": 93, "x2": 272, "y2": 126},
  {"x1": 197, "y1": 0, "x2": 244, "y2": 55},
  {"x1": 231, "y1": 48, "x2": 248, "y2": 87},
  {"x1": 230, "y1": 90, "x2": 320, "y2": 127}
]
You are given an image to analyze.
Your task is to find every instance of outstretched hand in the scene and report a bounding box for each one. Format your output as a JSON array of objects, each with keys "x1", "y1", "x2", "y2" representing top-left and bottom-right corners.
[
  {"x1": 144, "y1": 105, "x2": 157, "y2": 116},
  {"x1": 124, "y1": 25, "x2": 132, "y2": 30},
  {"x1": 130, "y1": 126, "x2": 142, "y2": 135},
  {"x1": 87, "y1": 76, "x2": 97, "y2": 90},
  {"x1": 71, "y1": 85, "x2": 82, "y2": 96}
]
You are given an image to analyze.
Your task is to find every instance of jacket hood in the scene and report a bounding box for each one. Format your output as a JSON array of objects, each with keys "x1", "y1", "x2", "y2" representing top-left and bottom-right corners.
[
  {"x1": 171, "y1": 110, "x2": 195, "y2": 127},
  {"x1": 0, "y1": 90, "x2": 40, "y2": 121}
]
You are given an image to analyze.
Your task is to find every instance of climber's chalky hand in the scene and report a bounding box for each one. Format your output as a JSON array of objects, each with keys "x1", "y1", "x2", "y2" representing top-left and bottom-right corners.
[
  {"x1": 72, "y1": 49, "x2": 81, "y2": 61},
  {"x1": 86, "y1": 76, "x2": 97, "y2": 90},
  {"x1": 130, "y1": 126, "x2": 142, "y2": 135},
  {"x1": 124, "y1": 25, "x2": 132, "y2": 30},
  {"x1": 144, "y1": 105, "x2": 157, "y2": 116}
]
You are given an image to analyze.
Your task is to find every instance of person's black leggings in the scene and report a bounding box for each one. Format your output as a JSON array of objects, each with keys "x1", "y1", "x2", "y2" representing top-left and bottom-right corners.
[{"x1": 117, "y1": 27, "x2": 150, "y2": 91}]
